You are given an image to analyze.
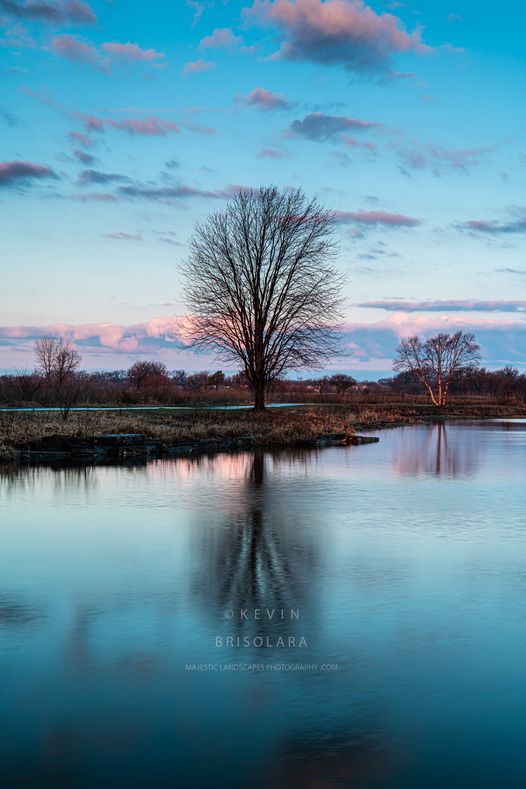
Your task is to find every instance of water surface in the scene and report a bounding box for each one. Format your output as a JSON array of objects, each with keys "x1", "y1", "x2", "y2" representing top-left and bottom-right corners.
[{"x1": 1, "y1": 421, "x2": 526, "y2": 788}]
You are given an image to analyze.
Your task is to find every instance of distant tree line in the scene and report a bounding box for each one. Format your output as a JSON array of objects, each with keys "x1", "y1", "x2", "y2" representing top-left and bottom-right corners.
[{"x1": 0, "y1": 329, "x2": 524, "y2": 413}]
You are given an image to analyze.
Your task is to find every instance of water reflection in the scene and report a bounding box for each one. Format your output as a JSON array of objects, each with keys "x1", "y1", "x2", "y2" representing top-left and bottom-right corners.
[
  {"x1": 192, "y1": 450, "x2": 320, "y2": 645},
  {"x1": 393, "y1": 423, "x2": 480, "y2": 477},
  {"x1": 2, "y1": 422, "x2": 526, "y2": 788}
]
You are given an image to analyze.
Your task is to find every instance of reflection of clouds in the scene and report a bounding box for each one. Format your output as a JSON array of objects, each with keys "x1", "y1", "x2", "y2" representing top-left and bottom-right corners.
[{"x1": 393, "y1": 423, "x2": 480, "y2": 478}]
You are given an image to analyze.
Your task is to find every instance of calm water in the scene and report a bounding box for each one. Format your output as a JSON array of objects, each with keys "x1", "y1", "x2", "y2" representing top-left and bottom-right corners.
[{"x1": 1, "y1": 421, "x2": 526, "y2": 788}]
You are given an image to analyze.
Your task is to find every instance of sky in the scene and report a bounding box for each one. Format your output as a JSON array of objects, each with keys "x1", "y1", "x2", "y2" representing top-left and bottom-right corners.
[{"x1": 1, "y1": 0, "x2": 525, "y2": 378}]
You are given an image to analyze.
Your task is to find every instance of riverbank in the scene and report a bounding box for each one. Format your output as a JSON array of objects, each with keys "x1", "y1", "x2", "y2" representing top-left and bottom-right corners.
[{"x1": 1, "y1": 402, "x2": 524, "y2": 464}]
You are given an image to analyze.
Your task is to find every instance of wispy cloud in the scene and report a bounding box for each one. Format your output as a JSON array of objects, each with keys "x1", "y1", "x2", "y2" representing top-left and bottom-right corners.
[
  {"x1": 0, "y1": 0, "x2": 96, "y2": 25},
  {"x1": 334, "y1": 210, "x2": 420, "y2": 227},
  {"x1": 52, "y1": 35, "x2": 165, "y2": 71},
  {"x1": 456, "y1": 207, "x2": 526, "y2": 236},
  {"x1": 244, "y1": 0, "x2": 430, "y2": 76},
  {"x1": 102, "y1": 232, "x2": 143, "y2": 241},
  {"x1": 118, "y1": 183, "x2": 232, "y2": 202},
  {"x1": 77, "y1": 169, "x2": 130, "y2": 186},
  {"x1": 396, "y1": 141, "x2": 496, "y2": 175},
  {"x1": 257, "y1": 148, "x2": 287, "y2": 159},
  {"x1": 0, "y1": 160, "x2": 58, "y2": 186},
  {"x1": 289, "y1": 112, "x2": 378, "y2": 141},
  {"x1": 80, "y1": 114, "x2": 180, "y2": 136},
  {"x1": 359, "y1": 299, "x2": 526, "y2": 313}
]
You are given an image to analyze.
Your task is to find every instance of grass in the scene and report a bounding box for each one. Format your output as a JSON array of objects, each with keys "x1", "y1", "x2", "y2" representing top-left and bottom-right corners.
[{"x1": 0, "y1": 402, "x2": 524, "y2": 462}]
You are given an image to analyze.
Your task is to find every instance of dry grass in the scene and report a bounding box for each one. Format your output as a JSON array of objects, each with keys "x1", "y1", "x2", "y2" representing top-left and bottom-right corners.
[{"x1": 1, "y1": 401, "x2": 524, "y2": 461}]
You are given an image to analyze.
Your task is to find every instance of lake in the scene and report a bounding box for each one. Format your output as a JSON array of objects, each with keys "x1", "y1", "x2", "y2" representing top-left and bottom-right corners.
[{"x1": 1, "y1": 420, "x2": 526, "y2": 788}]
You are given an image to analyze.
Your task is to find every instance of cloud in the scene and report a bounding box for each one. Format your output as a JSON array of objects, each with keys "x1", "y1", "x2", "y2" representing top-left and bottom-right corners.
[
  {"x1": 80, "y1": 114, "x2": 180, "y2": 136},
  {"x1": 51, "y1": 34, "x2": 107, "y2": 69},
  {"x1": 72, "y1": 148, "x2": 95, "y2": 164},
  {"x1": 257, "y1": 148, "x2": 287, "y2": 158},
  {"x1": 0, "y1": 0, "x2": 96, "y2": 25},
  {"x1": 334, "y1": 210, "x2": 420, "y2": 227},
  {"x1": 3, "y1": 314, "x2": 526, "y2": 371},
  {"x1": 244, "y1": 0, "x2": 429, "y2": 76},
  {"x1": 118, "y1": 183, "x2": 229, "y2": 202},
  {"x1": 0, "y1": 317, "x2": 189, "y2": 355},
  {"x1": 0, "y1": 160, "x2": 58, "y2": 186},
  {"x1": 396, "y1": 141, "x2": 496, "y2": 174},
  {"x1": 67, "y1": 130, "x2": 93, "y2": 147},
  {"x1": 52, "y1": 36, "x2": 165, "y2": 70},
  {"x1": 100, "y1": 42, "x2": 165, "y2": 63},
  {"x1": 289, "y1": 112, "x2": 377, "y2": 140},
  {"x1": 71, "y1": 192, "x2": 117, "y2": 202},
  {"x1": 102, "y1": 232, "x2": 143, "y2": 241},
  {"x1": 77, "y1": 169, "x2": 130, "y2": 185},
  {"x1": 456, "y1": 208, "x2": 526, "y2": 236},
  {"x1": 496, "y1": 268, "x2": 526, "y2": 277},
  {"x1": 359, "y1": 299, "x2": 526, "y2": 313},
  {"x1": 200, "y1": 27, "x2": 241, "y2": 49},
  {"x1": 186, "y1": 0, "x2": 215, "y2": 25},
  {"x1": 183, "y1": 58, "x2": 215, "y2": 73},
  {"x1": 239, "y1": 86, "x2": 294, "y2": 110}
]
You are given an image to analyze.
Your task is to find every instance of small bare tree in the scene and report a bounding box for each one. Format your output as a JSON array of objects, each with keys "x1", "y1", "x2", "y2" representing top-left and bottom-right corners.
[
  {"x1": 182, "y1": 186, "x2": 345, "y2": 410},
  {"x1": 393, "y1": 331, "x2": 480, "y2": 407},
  {"x1": 34, "y1": 336, "x2": 81, "y2": 417},
  {"x1": 34, "y1": 336, "x2": 81, "y2": 384}
]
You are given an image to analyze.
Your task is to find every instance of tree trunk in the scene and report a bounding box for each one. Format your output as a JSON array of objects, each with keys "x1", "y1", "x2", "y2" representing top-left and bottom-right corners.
[{"x1": 253, "y1": 377, "x2": 266, "y2": 411}]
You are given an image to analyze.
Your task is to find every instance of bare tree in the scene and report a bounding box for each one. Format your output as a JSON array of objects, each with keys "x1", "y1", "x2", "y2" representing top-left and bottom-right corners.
[
  {"x1": 182, "y1": 186, "x2": 345, "y2": 410},
  {"x1": 34, "y1": 336, "x2": 81, "y2": 384},
  {"x1": 393, "y1": 331, "x2": 480, "y2": 407},
  {"x1": 34, "y1": 336, "x2": 82, "y2": 417},
  {"x1": 127, "y1": 360, "x2": 168, "y2": 389}
]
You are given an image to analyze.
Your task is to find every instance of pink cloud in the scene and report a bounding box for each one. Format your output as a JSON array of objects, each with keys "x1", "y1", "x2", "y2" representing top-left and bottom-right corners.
[
  {"x1": 200, "y1": 26, "x2": 241, "y2": 49},
  {"x1": 257, "y1": 148, "x2": 287, "y2": 158},
  {"x1": 68, "y1": 130, "x2": 94, "y2": 147},
  {"x1": 52, "y1": 34, "x2": 107, "y2": 69},
  {"x1": 240, "y1": 86, "x2": 294, "y2": 110},
  {"x1": 0, "y1": 0, "x2": 96, "y2": 25},
  {"x1": 0, "y1": 160, "x2": 58, "y2": 186},
  {"x1": 333, "y1": 209, "x2": 420, "y2": 227},
  {"x1": 183, "y1": 58, "x2": 215, "y2": 73},
  {"x1": 80, "y1": 114, "x2": 180, "y2": 136},
  {"x1": 2, "y1": 314, "x2": 526, "y2": 372},
  {"x1": 101, "y1": 41, "x2": 165, "y2": 63},
  {"x1": 244, "y1": 0, "x2": 430, "y2": 75}
]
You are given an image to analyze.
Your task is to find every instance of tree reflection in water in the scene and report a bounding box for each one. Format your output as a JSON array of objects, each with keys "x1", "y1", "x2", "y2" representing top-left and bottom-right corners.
[
  {"x1": 394, "y1": 422, "x2": 480, "y2": 477},
  {"x1": 191, "y1": 449, "x2": 321, "y2": 643}
]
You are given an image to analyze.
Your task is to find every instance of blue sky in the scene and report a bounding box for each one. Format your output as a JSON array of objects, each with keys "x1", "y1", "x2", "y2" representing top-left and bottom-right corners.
[{"x1": 1, "y1": 0, "x2": 525, "y2": 376}]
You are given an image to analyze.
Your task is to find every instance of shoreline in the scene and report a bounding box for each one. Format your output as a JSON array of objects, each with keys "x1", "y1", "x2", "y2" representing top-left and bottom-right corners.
[{"x1": 1, "y1": 403, "x2": 525, "y2": 465}]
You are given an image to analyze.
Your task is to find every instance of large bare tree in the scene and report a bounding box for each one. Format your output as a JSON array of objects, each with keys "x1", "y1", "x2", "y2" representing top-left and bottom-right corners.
[
  {"x1": 181, "y1": 186, "x2": 345, "y2": 410},
  {"x1": 393, "y1": 331, "x2": 480, "y2": 407}
]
